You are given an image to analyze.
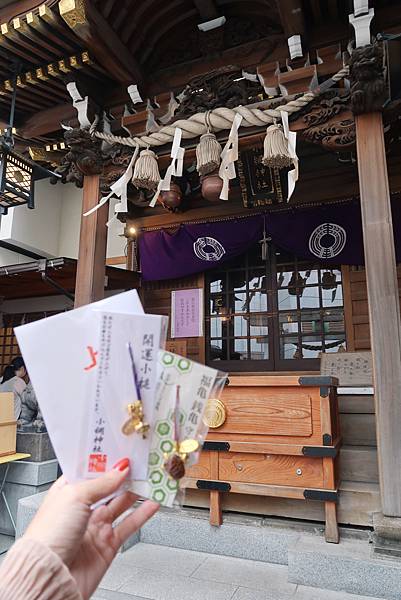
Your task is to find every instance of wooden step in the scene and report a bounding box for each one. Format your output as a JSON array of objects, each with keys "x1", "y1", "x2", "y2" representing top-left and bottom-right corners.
[
  {"x1": 338, "y1": 395, "x2": 375, "y2": 414},
  {"x1": 340, "y1": 445, "x2": 379, "y2": 483},
  {"x1": 340, "y1": 413, "x2": 377, "y2": 446}
]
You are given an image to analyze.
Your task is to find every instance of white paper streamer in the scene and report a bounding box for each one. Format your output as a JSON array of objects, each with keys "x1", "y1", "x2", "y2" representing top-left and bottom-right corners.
[
  {"x1": 66, "y1": 82, "x2": 91, "y2": 129},
  {"x1": 159, "y1": 92, "x2": 179, "y2": 125},
  {"x1": 280, "y1": 110, "x2": 298, "y2": 201},
  {"x1": 149, "y1": 128, "x2": 185, "y2": 207},
  {"x1": 83, "y1": 147, "x2": 139, "y2": 222},
  {"x1": 219, "y1": 112, "x2": 243, "y2": 201}
]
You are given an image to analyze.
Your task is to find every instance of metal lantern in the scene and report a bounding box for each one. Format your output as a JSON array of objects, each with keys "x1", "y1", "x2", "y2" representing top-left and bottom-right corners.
[
  {"x1": 0, "y1": 69, "x2": 59, "y2": 215},
  {"x1": 0, "y1": 145, "x2": 34, "y2": 213}
]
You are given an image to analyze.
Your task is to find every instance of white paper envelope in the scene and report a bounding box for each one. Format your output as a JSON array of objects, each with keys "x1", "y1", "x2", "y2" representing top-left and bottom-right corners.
[
  {"x1": 82, "y1": 310, "x2": 168, "y2": 482},
  {"x1": 15, "y1": 290, "x2": 144, "y2": 482}
]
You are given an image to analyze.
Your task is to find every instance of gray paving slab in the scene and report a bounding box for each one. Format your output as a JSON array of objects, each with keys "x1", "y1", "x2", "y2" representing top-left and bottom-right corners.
[
  {"x1": 232, "y1": 587, "x2": 295, "y2": 600},
  {"x1": 191, "y1": 553, "x2": 296, "y2": 595},
  {"x1": 119, "y1": 565, "x2": 237, "y2": 600},
  {"x1": 94, "y1": 590, "x2": 149, "y2": 600},
  {"x1": 99, "y1": 562, "x2": 139, "y2": 592},
  {"x1": 116, "y1": 542, "x2": 207, "y2": 576},
  {"x1": 289, "y1": 535, "x2": 401, "y2": 599}
]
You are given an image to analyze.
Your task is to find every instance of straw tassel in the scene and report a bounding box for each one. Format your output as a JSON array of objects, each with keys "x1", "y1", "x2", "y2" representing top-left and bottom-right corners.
[
  {"x1": 262, "y1": 122, "x2": 293, "y2": 169},
  {"x1": 196, "y1": 132, "x2": 222, "y2": 176},
  {"x1": 132, "y1": 149, "x2": 161, "y2": 190}
]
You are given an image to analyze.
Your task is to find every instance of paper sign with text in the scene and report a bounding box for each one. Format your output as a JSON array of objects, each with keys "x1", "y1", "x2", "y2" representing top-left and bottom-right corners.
[
  {"x1": 82, "y1": 310, "x2": 167, "y2": 482},
  {"x1": 171, "y1": 289, "x2": 203, "y2": 338}
]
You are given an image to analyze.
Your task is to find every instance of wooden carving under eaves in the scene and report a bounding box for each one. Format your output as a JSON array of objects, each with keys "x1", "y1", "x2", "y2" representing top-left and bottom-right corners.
[
  {"x1": 51, "y1": 128, "x2": 104, "y2": 187},
  {"x1": 301, "y1": 93, "x2": 356, "y2": 149},
  {"x1": 175, "y1": 66, "x2": 264, "y2": 118},
  {"x1": 349, "y1": 42, "x2": 387, "y2": 115}
]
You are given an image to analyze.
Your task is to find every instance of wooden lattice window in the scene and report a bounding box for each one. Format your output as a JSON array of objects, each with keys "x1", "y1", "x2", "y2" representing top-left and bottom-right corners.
[
  {"x1": 205, "y1": 243, "x2": 346, "y2": 372},
  {"x1": 0, "y1": 325, "x2": 19, "y2": 373}
]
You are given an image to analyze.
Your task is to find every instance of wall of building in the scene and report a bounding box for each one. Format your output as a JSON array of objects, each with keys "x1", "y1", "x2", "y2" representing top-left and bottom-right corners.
[{"x1": 0, "y1": 180, "x2": 127, "y2": 266}]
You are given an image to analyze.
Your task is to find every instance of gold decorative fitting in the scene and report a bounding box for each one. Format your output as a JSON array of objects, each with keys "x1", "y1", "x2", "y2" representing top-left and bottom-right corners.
[
  {"x1": 122, "y1": 400, "x2": 150, "y2": 438},
  {"x1": 29, "y1": 147, "x2": 48, "y2": 161},
  {"x1": 81, "y1": 51, "x2": 92, "y2": 65},
  {"x1": 16, "y1": 76, "x2": 26, "y2": 88},
  {"x1": 70, "y1": 55, "x2": 82, "y2": 69},
  {"x1": 4, "y1": 80, "x2": 13, "y2": 92},
  {"x1": 26, "y1": 12, "x2": 36, "y2": 25},
  {"x1": 59, "y1": 0, "x2": 86, "y2": 29},
  {"x1": 48, "y1": 64, "x2": 61, "y2": 77},
  {"x1": 26, "y1": 72, "x2": 38, "y2": 85},
  {"x1": 36, "y1": 67, "x2": 49, "y2": 81},
  {"x1": 1, "y1": 24, "x2": 9, "y2": 35},
  {"x1": 203, "y1": 398, "x2": 226, "y2": 429},
  {"x1": 58, "y1": 59, "x2": 71, "y2": 73}
]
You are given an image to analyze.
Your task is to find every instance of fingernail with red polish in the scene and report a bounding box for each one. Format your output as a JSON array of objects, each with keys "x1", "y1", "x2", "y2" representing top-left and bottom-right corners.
[{"x1": 112, "y1": 458, "x2": 130, "y2": 472}]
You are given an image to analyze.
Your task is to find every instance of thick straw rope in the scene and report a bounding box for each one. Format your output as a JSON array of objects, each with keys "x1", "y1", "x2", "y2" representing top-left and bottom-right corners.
[{"x1": 92, "y1": 66, "x2": 349, "y2": 149}]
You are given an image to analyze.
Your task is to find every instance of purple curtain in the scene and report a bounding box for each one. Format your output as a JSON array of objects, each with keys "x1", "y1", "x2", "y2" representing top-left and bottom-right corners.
[
  {"x1": 139, "y1": 216, "x2": 263, "y2": 281},
  {"x1": 139, "y1": 198, "x2": 401, "y2": 281}
]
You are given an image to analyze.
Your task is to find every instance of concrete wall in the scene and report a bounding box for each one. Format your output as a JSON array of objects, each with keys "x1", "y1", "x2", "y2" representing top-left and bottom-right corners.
[
  {"x1": 0, "y1": 180, "x2": 62, "y2": 257},
  {"x1": 0, "y1": 180, "x2": 127, "y2": 267}
]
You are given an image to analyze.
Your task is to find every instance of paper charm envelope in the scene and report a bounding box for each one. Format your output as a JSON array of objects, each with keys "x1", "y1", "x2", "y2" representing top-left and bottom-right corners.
[
  {"x1": 131, "y1": 350, "x2": 223, "y2": 507},
  {"x1": 81, "y1": 310, "x2": 168, "y2": 482},
  {"x1": 15, "y1": 290, "x2": 144, "y2": 482}
]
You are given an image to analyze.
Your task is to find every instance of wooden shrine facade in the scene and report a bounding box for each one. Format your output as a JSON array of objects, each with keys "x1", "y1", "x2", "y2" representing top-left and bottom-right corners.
[{"x1": 1, "y1": 0, "x2": 401, "y2": 537}]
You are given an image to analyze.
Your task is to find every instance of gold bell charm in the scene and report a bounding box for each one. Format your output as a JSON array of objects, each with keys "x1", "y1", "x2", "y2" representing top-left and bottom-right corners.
[
  {"x1": 122, "y1": 400, "x2": 150, "y2": 438},
  {"x1": 163, "y1": 439, "x2": 200, "y2": 481}
]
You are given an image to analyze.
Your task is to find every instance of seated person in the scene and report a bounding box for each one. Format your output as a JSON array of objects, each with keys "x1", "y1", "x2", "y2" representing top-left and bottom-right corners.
[{"x1": 0, "y1": 358, "x2": 27, "y2": 420}]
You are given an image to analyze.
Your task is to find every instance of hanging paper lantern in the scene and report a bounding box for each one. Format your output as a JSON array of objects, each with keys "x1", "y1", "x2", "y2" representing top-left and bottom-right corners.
[{"x1": 132, "y1": 149, "x2": 160, "y2": 190}]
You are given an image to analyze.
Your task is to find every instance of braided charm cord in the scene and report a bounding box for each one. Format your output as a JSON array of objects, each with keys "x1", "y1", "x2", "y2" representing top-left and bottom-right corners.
[{"x1": 92, "y1": 66, "x2": 349, "y2": 150}]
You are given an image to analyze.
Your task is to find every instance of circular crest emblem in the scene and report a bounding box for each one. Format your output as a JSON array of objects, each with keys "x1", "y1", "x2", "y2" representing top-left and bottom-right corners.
[
  {"x1": 203, "y1": 398, "x2": 226, "y2": 429},
  {"x1": 193, "y1": 237, "x2": 226, "y2": 261},
  {"x1": 309, "y1": 223, "x2": 346, "y2": 259}
]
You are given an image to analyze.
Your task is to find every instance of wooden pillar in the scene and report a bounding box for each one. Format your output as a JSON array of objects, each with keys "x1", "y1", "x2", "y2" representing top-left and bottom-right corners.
[
  {"x1": 355, "y1": 111, "x2": 401, "y2": 516},
  {"x1": 74, "y1": 174, "x2": 108, "y2": 308}
]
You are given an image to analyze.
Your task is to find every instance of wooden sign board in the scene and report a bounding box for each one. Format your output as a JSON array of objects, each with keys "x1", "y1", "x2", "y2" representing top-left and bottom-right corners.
[
  {"x1": 320, "y1": 352, "x2": 373, "y2": 387},
  {"x1": 165, "y1": 340, "x2": 188, "y2": 357}
]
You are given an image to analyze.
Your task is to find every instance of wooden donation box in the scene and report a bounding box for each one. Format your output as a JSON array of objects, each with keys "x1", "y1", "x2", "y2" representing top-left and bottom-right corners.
[
  {"x1": 0, "y1": 393, "x2": 17, "y2": 457},
  {"x1": 185, "y1": 376, "x2": 341, "y2": 543}
]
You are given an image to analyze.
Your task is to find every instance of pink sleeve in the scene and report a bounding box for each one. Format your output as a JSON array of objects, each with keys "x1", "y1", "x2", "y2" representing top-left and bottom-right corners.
[{"x1": 0, "y1": 538, "x2": 82, "y2": 600}]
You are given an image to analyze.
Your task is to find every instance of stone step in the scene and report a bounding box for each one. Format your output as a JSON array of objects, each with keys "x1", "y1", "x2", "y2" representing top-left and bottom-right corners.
[
  {"x1": 288, "y1": 534, "x2": 401, "y2": 599},
  {"x1": 0, "y1": 459, "x2": 58, "y2": 536},
  {"x1": 140, "y1": 504, "x2": 371, "y2": 566}
]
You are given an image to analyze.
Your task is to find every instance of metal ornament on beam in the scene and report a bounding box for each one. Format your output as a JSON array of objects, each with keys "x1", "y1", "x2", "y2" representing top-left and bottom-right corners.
[{"x1": 59, "y1": 0, "x2": 86, "y2": 29}]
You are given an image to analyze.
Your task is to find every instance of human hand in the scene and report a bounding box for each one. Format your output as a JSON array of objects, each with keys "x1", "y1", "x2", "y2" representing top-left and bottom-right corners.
[{"x1": 24, "y1": 458, "x2": 159, "y2": 600}]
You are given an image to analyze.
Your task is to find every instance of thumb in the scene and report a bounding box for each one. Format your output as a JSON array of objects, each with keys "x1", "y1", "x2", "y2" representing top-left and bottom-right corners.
[{"x1": 74, "y1": 460, "x2": 130, "y2": 506}]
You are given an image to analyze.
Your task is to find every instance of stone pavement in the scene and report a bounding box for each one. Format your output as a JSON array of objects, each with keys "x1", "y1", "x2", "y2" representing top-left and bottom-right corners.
[{"x1": 93, "y1": 543, "x2": 383, "y2": 600}]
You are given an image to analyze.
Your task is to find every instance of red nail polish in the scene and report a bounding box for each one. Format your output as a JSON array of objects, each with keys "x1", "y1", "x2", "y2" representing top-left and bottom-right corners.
[{"x1": 112, "y1": 458, "x2": 130, "y2": 472}]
